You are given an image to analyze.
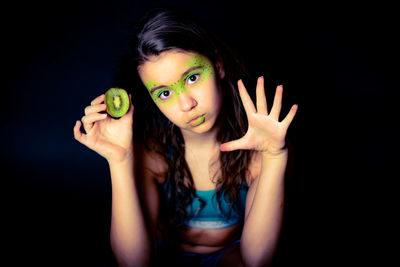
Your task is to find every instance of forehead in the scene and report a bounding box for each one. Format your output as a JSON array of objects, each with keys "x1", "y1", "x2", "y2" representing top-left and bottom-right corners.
[{"x1": 138, "y1": 50, "x2": 211, "y2": 85}]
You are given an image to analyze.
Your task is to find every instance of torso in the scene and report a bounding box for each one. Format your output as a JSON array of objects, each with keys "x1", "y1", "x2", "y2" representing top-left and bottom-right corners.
[
  {"x1": 154, "y1": 147, "x2": 261, "y2": 254},
  {"x1": 163, "y1": 222, "x2": 244, "y2": 253}
]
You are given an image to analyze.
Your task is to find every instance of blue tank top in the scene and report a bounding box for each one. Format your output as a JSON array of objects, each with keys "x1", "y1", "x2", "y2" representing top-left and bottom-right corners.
[{"x1": 160, "y1": 180, "x2": 249, "y2": 230}]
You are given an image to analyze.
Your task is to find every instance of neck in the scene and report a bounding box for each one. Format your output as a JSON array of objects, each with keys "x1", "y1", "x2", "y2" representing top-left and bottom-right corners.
[{"x1": 180, "y1": 127, "x2": 219, "y2": 150}]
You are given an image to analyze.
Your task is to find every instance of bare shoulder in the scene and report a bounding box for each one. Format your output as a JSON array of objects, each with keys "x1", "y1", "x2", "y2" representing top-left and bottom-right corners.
[
  {"x1": 246, "y1": 151, "x2": 262, "y2": 187},
  {"x1": 134, "y1": 144, "x2": 168, "y2": 242},
  {"x1": 136, "y1": 145, "x2": 168, "y2": 185}
]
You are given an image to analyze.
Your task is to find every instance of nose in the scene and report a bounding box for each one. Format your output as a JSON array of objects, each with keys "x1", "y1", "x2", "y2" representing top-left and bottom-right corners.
[{"x1": 178, "y1": 91, "x2": 197, "y2": 112}]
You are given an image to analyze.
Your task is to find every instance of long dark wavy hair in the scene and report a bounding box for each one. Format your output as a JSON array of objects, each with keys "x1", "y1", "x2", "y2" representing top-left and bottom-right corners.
[{"x1": 114, "y1": 7, "x2": 256, "y2": 234}]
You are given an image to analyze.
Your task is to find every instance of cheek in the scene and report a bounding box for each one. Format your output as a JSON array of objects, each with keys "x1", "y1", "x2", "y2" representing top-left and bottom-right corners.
[
  {"x1": 206, "y1": 76, "x2": 222, "y2": 106},
  {"x1": 156, "y1": 103, "x2": 182, "y2": 124},
  {"x1": 213, "y1": 89, "x2": 223, "y2": 112}
]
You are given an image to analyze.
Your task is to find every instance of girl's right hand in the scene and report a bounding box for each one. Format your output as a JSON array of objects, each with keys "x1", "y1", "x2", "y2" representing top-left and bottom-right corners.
[{"x1": 73, "y1": 93, "x2": 134, "y2": 163}]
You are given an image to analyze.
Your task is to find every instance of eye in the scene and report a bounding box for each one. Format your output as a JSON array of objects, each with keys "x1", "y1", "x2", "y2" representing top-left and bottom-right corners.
[
  {"x1": 158, "y1": 89, "x2": 173, "y2": 100},
  {"x1": 187, "y1": 73, "x2": 200, "y2": 85}
]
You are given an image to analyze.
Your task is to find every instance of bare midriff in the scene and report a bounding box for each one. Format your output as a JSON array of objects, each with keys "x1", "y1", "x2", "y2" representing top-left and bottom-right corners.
[
  {"x1": 160, "y1": 221, "x2": 243, "y2": 254},
  {"x1": 153, "y1": 151, "x2": 260, "y2": 254}
]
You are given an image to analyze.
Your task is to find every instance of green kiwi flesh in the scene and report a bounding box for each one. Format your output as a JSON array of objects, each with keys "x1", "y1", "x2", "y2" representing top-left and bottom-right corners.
[{"x1": 105, "y1": 88, "x2": 129, "y2": 118}]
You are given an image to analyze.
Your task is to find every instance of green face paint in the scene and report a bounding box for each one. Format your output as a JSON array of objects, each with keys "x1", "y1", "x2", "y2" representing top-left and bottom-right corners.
[
  {"x1": 189, "y1": 114, "x2": 206, "y2": 126},
  {"x1": 144, "y1": 53, "x2": 214, "y2": 105}
]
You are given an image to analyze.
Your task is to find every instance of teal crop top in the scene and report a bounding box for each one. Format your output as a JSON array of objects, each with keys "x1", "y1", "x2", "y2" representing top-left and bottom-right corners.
[{"x1": 160, "y1": 181, "x2": 249, "y2": 230}]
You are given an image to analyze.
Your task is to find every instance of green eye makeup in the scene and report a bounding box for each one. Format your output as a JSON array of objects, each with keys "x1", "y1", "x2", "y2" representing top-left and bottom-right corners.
[{"x1": 144, "y1": 54, "x2": 214, "y2": 105}]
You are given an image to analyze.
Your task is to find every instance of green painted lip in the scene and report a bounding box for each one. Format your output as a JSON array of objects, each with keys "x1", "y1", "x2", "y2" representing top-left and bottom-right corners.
[{"x1": 189, "y1": 114, "x2": 206, "y2": 126}]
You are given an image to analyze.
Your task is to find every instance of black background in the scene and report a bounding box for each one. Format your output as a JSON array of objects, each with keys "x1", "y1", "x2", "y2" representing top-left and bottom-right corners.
[{"x1": 2, "y1": 1, "x2": 396, "y2": 266}]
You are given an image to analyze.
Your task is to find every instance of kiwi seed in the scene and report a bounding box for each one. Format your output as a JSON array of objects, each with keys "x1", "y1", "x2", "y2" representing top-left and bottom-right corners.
[{"x1": 105, "y1": 88, "x2": 129, "y2": 118}]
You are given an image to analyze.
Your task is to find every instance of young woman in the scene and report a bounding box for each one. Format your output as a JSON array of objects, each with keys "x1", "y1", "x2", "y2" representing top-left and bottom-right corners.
[{"x1": 73, "y1": 8, "x2": 297, "y2": 267}]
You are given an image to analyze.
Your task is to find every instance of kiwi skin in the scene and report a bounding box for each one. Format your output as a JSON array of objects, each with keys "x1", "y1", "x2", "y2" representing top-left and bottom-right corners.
[{"x1": 105, "y1": 88, "x2": 130, "y2": 118}]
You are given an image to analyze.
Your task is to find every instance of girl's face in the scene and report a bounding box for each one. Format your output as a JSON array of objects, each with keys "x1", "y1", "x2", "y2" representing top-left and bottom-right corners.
[{"x1": 138, "y1": 50, "x2": 222, "y2": 135}]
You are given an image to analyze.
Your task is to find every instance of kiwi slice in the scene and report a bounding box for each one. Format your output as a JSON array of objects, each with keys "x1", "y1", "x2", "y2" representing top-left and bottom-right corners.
[{"x1": 105, "y1": 88, "x2": 130, "y2": 118}]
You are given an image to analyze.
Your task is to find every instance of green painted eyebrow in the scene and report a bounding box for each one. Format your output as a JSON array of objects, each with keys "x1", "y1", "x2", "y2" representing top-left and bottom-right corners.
[{"x1": 148, "y1": 66, "x2": 202, "y2": 94}]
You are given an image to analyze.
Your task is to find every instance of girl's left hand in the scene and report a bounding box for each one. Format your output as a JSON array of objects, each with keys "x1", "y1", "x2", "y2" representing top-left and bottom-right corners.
[{"x1": 220, "y1": 76, "x2": 298, "y2": 155}]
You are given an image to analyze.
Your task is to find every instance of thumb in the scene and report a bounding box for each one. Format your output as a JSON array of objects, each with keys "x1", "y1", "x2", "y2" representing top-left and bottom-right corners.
[
  {"x1": 220, "y1": 137, "x2": 249, "y2": 152},
  {"x1": 73, "y1": 120, "x2": 89, "y2": 146}
]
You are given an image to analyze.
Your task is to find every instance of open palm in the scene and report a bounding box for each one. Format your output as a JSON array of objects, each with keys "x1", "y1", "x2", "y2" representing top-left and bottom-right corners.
[{"x1": 220, "y1": 77, "x2": 297, "y2": 155}]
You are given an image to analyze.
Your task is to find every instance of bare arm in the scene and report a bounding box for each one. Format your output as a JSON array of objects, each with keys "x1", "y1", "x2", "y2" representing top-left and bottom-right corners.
[
  {"x1": 109, "y1": 156, "x2": 153, "y2": 266},
  {"x1": 241, "y1": 150, "x2": 287, "y2": 266},
  {"x1": 220, "y1": 77, "x2": 297, "y2": 266},
  {"x1": 74, "y1": 94, "x2": 156, "y2": 266}
]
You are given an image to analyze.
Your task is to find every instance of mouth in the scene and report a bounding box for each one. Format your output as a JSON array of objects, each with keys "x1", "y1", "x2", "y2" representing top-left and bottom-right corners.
[{"x1": 188, "y1": 114, "x2": 206, "y2": 126}]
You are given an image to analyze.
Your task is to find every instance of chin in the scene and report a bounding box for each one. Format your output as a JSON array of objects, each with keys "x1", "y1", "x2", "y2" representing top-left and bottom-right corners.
[{"x1": 192, "y1": 119, "x2": 219, "y2": 134}]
